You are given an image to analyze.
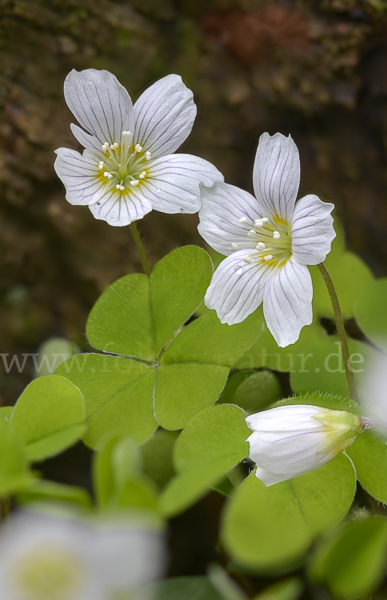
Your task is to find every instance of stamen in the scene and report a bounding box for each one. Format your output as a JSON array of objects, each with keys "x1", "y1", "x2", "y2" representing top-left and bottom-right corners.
[
  {"x1": 247, "y1": 230, "x2": 256, "y2": 237},
  {"x1": 101, "y1": 142, "x2": 109, "y2": 151},
  {"x1": 273, "y1": 231, "x2": 280, "y2": 239},
  {"x1": 135, "y1": 144, "x2": 143, "y2": 153},
  {"x1": 231, "y1": 243, "x2": 239, "y2": 249},
  {"x1": 138, "y1": 171, "x2": 147, "y2": 179},
  {"x1": 110, "y1": 142, "x2": 119, "y2": 150},
  {"x1": 262, "y1": 217, "x2": 269, "y2": 223},
  {"x1": 254, "y1": 219, "x2": 263, "y2": 227},
  {"x1": 122, "y1": 131, "x2": 132, "y2": 137},
  {"x1": 239, "y1": 217, "x2": 247, "y2": 224},
  {"x1": 130, "y1": 180, "x2": 140, "y2": 186},
  {"x1": 98, "y1": 162, "x2": 104, "y2": 170},
  {"x1": 145, "y1": 151, "x2": 151, "y2": 160},
  {"x1": 257, "y1": 242, "x2": 266, "y2": 250},
  {"x1": 244, "y1": 257, "x2": 252, "y2": 264},
  {"x1": 104, "y1": 172, "x2": 113, "y2": 179},
  {"x1": 264, "y1": 255, "x2": 273, "y2": 261}
]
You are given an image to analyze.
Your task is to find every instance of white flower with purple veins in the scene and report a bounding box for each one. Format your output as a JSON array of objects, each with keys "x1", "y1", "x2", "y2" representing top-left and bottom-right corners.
[
  {"x1": 246, "y1": 404, "x2": 364, "y2": 486},
  {"x1": 54, "y1": 69, "x2": 223, "y2": 226},
  {"x1": 198, "y1": 132, "x2": 336, "y2": 347}
]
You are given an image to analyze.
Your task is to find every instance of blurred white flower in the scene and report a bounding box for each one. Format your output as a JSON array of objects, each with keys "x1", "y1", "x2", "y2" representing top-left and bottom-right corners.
[
  {"x1": 198, "y1": 132, "x2": 335, "y2": 347},
  {"x1": 360, "y1": 352, "x2": 387, "y2": 426},
  {"x1": 246, "y1": 404, "x2": 364, "y2": 486},
  {"x1": 55, "y1": 69, "x2": 223, "y2": 226},
  {"x1": 0, "y1": 510, "x2": 165, "y2": 600}
]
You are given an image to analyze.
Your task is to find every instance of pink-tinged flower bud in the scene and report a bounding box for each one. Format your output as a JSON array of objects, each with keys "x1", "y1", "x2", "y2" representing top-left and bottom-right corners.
[{"x1": 246, "y1": 404, "x2": 364, "y2": 486}]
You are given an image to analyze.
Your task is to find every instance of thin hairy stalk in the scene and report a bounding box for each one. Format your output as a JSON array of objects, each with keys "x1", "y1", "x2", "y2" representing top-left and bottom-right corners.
[
  {"x1": 130, "y1": 221, "x2": 151, "y2": 276},
  {"x1": 317, "y1": 262, "x2": 359, "y2": 405}
]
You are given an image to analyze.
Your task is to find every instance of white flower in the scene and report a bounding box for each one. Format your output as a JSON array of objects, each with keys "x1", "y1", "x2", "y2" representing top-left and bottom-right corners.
[
  {"x1": 246, "y1": 404, "x2": 364, "y2": 486},
  {"x1": 0, "y1": 509, "x2": 165, "y2": 600},
  {"x1": 198, "y1": 132, "x2": 336, "y2": 347},
  {"x1": 54, "y1": 69, "x2": 223, "y2": 227}
]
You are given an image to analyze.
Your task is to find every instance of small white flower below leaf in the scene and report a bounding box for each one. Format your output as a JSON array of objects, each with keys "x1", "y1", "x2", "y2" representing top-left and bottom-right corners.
[
  {"x1": 55, "y1": 69, "x2": 223, "y2": 227},
  {"x1": 0, "y1": 509, "x2": 165, "y2": 600},
  {"x1": 246, "y1": 404, "x2": 365, "y2": 486}
]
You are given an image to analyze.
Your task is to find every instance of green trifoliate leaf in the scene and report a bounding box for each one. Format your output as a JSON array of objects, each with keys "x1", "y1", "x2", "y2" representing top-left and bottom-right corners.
[
  {"x1": 222, "y1": 454, "x2": 356, "y2": 570},
  {"x1": 346, "y1": 429, "x2": 387, "y2": 504},
  {"x1": 57, "y1": 247, "x2": 261, "y2": 446},
  {"x1": 0, "y1": 407, "x2": 13, "y2": 425},
  {"x1": 141, "y1": 429, "x2": 179, "y2": 490},
  {"x1": 309, "y1": 516, "x2": 387, "y2": 598},
  {"x1": 354, "y1": 278, "x2": 387, "y2": 350},
  {"x1": 16, "y1": 480, "x2": 92, "y2": 508},
  {"x1": 232, "y1": 371, "x2": 282, "y2": 414},
  {"x1": 10, "y1": 375, "x2": 86, "y2": 461}
]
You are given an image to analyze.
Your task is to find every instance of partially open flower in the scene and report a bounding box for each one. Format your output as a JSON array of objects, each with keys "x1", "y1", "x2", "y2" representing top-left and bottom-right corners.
[
  {"x1": 246, "y1": 404, "x2": 364, "y2": 486},
  {"x1": 55, "y1": 69, "x2": 223, "y2": 226}
]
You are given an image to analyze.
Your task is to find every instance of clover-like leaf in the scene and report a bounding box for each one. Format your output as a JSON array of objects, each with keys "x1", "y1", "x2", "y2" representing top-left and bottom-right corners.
[{"x1": 57, "y1": 247, "x2": 262, "y2": 447}]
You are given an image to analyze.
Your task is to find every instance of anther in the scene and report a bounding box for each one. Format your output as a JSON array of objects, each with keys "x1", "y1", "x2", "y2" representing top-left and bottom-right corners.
[
  {"x1": 231, "y1": 243, "x2": 239, "y2": 249},
  {"x1": 247, "y1": 230, "x2": 256, "y2": 237},
  {"x1": 239, "y1": 217, "x2": 247, "y2": 224},
  {"x1": 130, "y1": 180, "x2": 140, "y2": 186},
  {"x1": 139, "y1": 171, "x2": 147, "y2": 179},
  {"x1": 98, "y1": 162, "x2": 104, "y2": 169},
  {"x1": 104, "y1": 171, "x2": 113, "y2": 179},
  {"x1": 135, "y1": 144, "x2": 143, "y2": 153},
  {"x1": 262, "y1": 217, "x2": 269, "y2": 223},
  {"x1": 264, "y1": 255, "x2": 273, "y2": 262},
  {"x1": 273, "y1": 231, "x2": 280, "y2": 239},
  {"x1": 254, "y1": 219, "x2": 263, "y2": 227},
  {"x1": 101, "y1": 142, "x2": 109, "y2": 151},
  {"x1": 244, "y1": 257, "x2": 252, "y2": 264},
  {"x1": 122, "y1": 131, "x2": 132, "y2": 137},
  {"x1": 257, "y1": 242, "x2": 266, "y2": 250},
  {"x1": 145, "y1": 151, "x2": 151, "y2": 160},
  {"x1": 110, "y1": 142, "x2": 119, "y2": 150}
]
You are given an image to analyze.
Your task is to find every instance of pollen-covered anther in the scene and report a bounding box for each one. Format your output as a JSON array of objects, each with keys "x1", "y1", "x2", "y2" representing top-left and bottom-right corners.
[
  {"x1": 273, "y1": 231, "x2": 281, "y2": 239},
  {"x1": 104, "y1": 172, "x2": 113, "y2": 179},
  {"x1": 254, "y1": 219, "x2": 263, "y2": 227},
  {"x1": 115, "y1": 184, "x2": 125, "y2": 191},
  {"x1": 130, "y1": 180, "x2": 140, "y2": 186},
  {"x1": 145, "y1": 151, "x2": 151, "y2": 160},
  {"x1": 244, "y1": 256, "x2": 252, "y2": 264},
  {"x1": 239, "y1": 217, "x2": 247, "y2": 224},
  {"x1": 98, "y1": 162, "x2": 104, "y2": 169},
  {"x1": 264, "y1": 255, "x2": 273, "y2": 262},
  {"x1": 139, "y1": 171, "x2": 147, "y2": 179},
  {"x1": 262, "y1": 217, "x2": 269, "y2": 223},
  {"x1": 135, "y1": 144, "x2": 143, "y2": 153},
  {"x1": 247, "y1": 230, "x2": 256, "y2": 237},
  {"x1": 110, "y1": 142, "x2": 119, "y2": 150},
  {"x1": 122, "y1": 130, "x2": 132, "y2": 137},
  {"x1": 257, "y1": 242, "x2": 266, "y2": 250},
  {"x1": 101, "y1": 142, "x2": 109, "y2": 151}
]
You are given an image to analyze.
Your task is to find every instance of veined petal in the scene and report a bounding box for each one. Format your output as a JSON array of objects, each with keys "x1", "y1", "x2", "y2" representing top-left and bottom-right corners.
[
  {"x1": 140, "y1": 154, "x2": 222, "y2": 214},
  {"x1": 246, "y1": 405, "x2": 323, "y2": 432},
  {"x1": 89, "y1": 190, "x2": 152, "y2": 227},
  {"x1": 205, "y1": 251, "x2": 272, "y2": 325},
  {"x1": 54, "y1": 147, "x2": 106, "y2": 206},
  {"x1": 198, "y1": 182, "x2": 262, "y2": 256},
  {"x1": 291, "y1": 194, "x2": 336, "y2": 265},
  {"x1": 134, "y1": 75, "x2": 196, "y2": 159},
  {"x1": 253, "y1": 132, "x2": 300, "y2": 223},
  {"x1": 70, "y1": 124, "x2": 104, "y2": 154},
  {"x1": 64, "y1": 69, "x2": 135, "y2": 145},
  {"x1": 263, "y1": 258, "x2": 312, "y2": 347}
]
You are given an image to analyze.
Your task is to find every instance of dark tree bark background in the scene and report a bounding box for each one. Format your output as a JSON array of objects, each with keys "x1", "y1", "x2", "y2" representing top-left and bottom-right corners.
[{"x1": 1, "y1": 0, "x2": 387, "y2": 400}]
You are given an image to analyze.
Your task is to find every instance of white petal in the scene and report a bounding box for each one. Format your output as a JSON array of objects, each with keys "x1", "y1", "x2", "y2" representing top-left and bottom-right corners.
[
  {"x1": 134, "y1": 75, "x2": 196, "y2": 159},
  {"x1": 205, "y1": 250, "x2": 272, "y2": 325},
  {"x1": 142, "y1": 154, "x2": 223, "y2": 214},
  {"x1": 198, "y1": 182, "x2": 262, "y2": 256},
  {"x1": 291, "y1": 194, "x2": 336, "y2": 265},
  {"x1": 64, "y1": 69, "x2": 134, "y2": 145},
  {"x1": 54, "y1": 147, "x2": 107, "y2": 206},
  {"x1": 89, "y1": 190, "x2": 152, "y2": 226},
  {"x1": 263, "y1": 258, "x2": 313, "y2": 347},
  {"x1": 70, "y1": 123, "x2": 104, "y2": 153},
  {"x1": 246, "y1": 405, "x2": 322, "y2": 432},
  {"x1": 253, "y1": 132, "x2": 300, "y2": 223}
]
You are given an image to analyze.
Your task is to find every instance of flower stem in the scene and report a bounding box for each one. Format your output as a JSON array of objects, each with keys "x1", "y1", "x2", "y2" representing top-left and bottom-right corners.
[
  {"x1": 317, "y1": 262, "x2": 360, "y2": 405},
  {"x1": 129, "y1": 221, "x2": 151, "y2": 277}
]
